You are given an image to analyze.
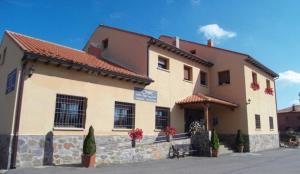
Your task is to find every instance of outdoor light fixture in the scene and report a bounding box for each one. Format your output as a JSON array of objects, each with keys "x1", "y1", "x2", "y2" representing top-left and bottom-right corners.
[
  {"x1": 246, "y1": 98, "x2": 251, "y2": 105},
  {"x1": 27, "y1": 66, "x2": 35, "y2": 78}
]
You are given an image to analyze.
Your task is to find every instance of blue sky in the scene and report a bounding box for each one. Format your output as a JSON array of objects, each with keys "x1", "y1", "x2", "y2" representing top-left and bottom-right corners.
[{"x1": 1, "y1": 0, "x2": 299, "y2": 109}]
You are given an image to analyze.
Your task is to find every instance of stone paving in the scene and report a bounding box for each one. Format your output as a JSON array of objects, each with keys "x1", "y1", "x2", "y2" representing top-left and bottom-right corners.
[{"x1": 4, "y1": 148, "x2": 300, "y2": 174}]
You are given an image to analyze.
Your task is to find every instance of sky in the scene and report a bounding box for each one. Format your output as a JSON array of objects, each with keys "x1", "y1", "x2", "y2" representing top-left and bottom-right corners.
[{"x1": 0, "y1": 0, "x2": 299, "y2": 109}]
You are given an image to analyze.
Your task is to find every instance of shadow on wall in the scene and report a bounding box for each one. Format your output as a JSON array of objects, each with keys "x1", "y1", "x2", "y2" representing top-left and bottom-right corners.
[{"x1": 43, "y1": 131, "x2": 53, "y2": 166}]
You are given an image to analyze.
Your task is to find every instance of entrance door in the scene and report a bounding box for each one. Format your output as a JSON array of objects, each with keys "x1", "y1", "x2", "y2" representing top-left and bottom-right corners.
[{"x1": 184, "y1": 109, "x2": 204, "y2": 132}]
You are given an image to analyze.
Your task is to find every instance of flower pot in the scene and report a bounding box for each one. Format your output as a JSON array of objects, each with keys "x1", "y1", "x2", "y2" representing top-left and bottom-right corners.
[
  {"x1": 166, "y1": 135, "x2": 173, "y2": 142},
  {"x1": 237, "y1": 145, "x2": 244, "y2": 153},
  {"x1": 132, "y1": 139, "x2": 136, "y2": 148},
  {"x1": 211, "y1": 149, "x2": 219, "y2": 157},
  {"x1": 81, "y1": 154, "x2": 96, "y2": 168}
]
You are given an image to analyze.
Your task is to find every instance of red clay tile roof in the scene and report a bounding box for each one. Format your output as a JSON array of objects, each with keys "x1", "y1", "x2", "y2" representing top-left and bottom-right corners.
[
  {"x1": 278, "y1": 105, "x2": 300, "y2": 114},
  {"x1": 5, "y1": 31, "x2": 152, "y2": 84},
  {"x1": 176, "y1": 93, "x2": 238, "y2": 108}
]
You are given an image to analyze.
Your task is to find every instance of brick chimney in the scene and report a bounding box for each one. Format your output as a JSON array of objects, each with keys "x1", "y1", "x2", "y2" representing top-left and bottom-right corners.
[
  {"x1": 175, "y1": 36, "x2": 180, "y2": 48},
  {"x1": 87, "y1": 43, "x2": 102, "y2": 58},
  {"x1": 207, "y1": 39, "x2": 214, "y2": 47}
]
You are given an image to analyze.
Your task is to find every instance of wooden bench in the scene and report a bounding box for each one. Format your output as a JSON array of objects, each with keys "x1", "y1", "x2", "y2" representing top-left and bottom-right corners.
[{"x1": 169, "y1": 145, "x2": 197, "y2": 159}]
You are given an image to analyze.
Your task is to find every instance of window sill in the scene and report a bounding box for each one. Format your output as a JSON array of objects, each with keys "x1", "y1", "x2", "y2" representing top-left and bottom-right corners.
[
  {"x1": 270, "y1": 129, "x2": 274, "y2": 131},
  {"x1": 154, "y1": 129, "x2": 164, "y2": 132},
  {"x1": 53, "y1": 127, "x2": 84, "y2": 131},
  {"x1": 200, "y1": 84, "x2": 208, "y2": 88},
  {"x1": 255, "y1": 128, "x2": 261, "y2": 131},
  {"x1": 218, "y1": 83, "x2": 230, "y2": 86},
  {"x1": 157, "y1": 67, "x2": 170, "y2": 72},
  {"x1": 183, "y1": 79, "x2": 193, "y2": 83},
  {"x1": 112, "y1": 128, "x2": 132, "y2": 132}
]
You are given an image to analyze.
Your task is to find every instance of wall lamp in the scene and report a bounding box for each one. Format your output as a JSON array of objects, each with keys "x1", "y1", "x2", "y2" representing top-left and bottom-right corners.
[
  {"x1": 27, "y1": 66, "x2": 35, "y2": 78},
  {"x1": 246, "y1": 98, "x2": 251, "y2": 105}
]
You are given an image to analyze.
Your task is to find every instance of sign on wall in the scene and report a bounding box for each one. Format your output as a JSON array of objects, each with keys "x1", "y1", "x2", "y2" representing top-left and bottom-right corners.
[
  {"x1": 6, "y1": 69, "x2": 17, "y2": 94},
  {"x1": 134, "y1": 87, "x2": 157, "y2": 103}
]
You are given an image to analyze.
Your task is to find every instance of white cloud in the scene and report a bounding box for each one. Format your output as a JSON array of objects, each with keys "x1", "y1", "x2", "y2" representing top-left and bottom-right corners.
[
  {"x1": 278, "y1": 70, "x2": 300, "y2": 84},
  {"x1": 198, "y1": 24, "x2": 236, "y2": 41},
  {"x1": 190, "y1": 0, "x2": 201, "y2": 6}
]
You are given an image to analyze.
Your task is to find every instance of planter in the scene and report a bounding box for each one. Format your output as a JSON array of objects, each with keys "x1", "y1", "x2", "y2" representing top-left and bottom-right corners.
[
  {"x1": 132, "y1": 139, "x2": 136, "y2": 148},
  {"x1": 211, "y1": 149, "x2": 219, "y2": 157},
  {"x1": 237, "y1": 145, "x2": 244, "y2": 153},
  {"x1": 166, "y1": 135, "x2": 173, "y2": 142},
  {"x1": 81, "y1": 154, "x2": 96, "y2": 168}
]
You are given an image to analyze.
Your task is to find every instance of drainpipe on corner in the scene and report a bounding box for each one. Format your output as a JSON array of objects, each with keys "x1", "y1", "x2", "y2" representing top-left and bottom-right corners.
[{"x1": 9, "y1": 58, "x2": 27, "y2": 169}]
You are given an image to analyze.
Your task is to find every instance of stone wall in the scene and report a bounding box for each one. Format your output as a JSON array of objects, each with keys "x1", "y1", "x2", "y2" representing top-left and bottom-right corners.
[
  {"x1": 0, "y1": 135, "x2": 12, "y2": 169},
  {"x1": 14, "y1": 134, "x2": 191, "y2": 168},
  {"x1": 248, "y1": 134, "x2": 279, "y2": 152},
  {"x1": 191, "y1": 131, "x2": 211, "y2": 156}
]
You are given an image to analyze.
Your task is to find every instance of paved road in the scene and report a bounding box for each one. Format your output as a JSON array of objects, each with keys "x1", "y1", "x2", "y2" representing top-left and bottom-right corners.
[{"x1": 5, "y1": 148, "x2": 300, "y2": 174}]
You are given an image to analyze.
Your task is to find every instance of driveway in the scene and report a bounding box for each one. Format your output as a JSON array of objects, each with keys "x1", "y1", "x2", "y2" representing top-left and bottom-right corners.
[{"x1": 5, "y1": 148, "x2": 300, "y2": 174}]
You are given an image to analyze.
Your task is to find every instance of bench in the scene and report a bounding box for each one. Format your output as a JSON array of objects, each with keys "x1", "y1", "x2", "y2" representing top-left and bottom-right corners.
[{"x1": 169, "y1": 145, "x2": 197, "y2": 159}]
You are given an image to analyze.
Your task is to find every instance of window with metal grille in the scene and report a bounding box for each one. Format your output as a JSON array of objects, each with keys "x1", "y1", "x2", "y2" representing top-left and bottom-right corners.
[
  {"x1": 155, "y1": 107, "x2": 170, "y2": 129},
  {"x1": 158, "y1": 56, "x2": 169, "y2": 70},
  {"x1": 114, "y1": 102, "x2": 135, "y2": 129},
  {"x1": 54, "y1": 94, "x2": 87, "y2": 128},
  {"x1": 6, "y1": 69, "x2": 17, "y2": 94},
  {"x1": 255, "y1": 114, "x2": 261, "y2": 129},
  {"x1": 218, "y1": 70, "x2": 230, "y2": 85},
  {"x1": 269, "y1": 117, "x2": 274, "y2": 130},
  {"x1": 200, "y1": 71, "x2": 207, "y2": 86},
  {"x1": 184, "y1": 65, "x2": 192, "y2": 81}
]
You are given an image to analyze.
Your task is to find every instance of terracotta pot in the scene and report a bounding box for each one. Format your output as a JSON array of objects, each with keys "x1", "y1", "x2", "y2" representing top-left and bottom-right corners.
[
  {"x1": 166, "y1": 135, "x2": 173, "y2": 142},
  {"x1": 238, "y1": 145, "x2": 244, "y2": 153},
  {"x1": 211, "y1": 149, "x2": 219, "y2": 157},
  {"x1": 132, "y1": 139, "x2": 136, "y2": 148},
  {"x1": 81, "y1": 154, "x2": 96, "y2": 168}
]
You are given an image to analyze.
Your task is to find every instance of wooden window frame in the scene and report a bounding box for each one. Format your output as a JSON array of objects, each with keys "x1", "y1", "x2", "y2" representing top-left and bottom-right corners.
[
  {"x1": 155, "y1": 107, "x2": 170, "y2": 130},
  {"x1": 102, "y1": 38, "x2": 109, "y2": 49},
  {"x1": 184, "y1": 65, "x2": 193, "y2": 81},
  {"x1": 218, "y1": 70, "x2": 230, "y2": 85},
  {"x1": 200, "y1": 71, "x2": 207, "y2": 86},
  {"x1": 266, "y1": 79, "x2": 271, "y2": 88},
  {"x1": 158, "y1": 56, "x2": 169, "y2": 70},
  {"x1": 252, "y1": 72, "x2": 258, "y2": 83},
  {"x1": 269, "y1": 116, "x2": 274, "y2": 130}
]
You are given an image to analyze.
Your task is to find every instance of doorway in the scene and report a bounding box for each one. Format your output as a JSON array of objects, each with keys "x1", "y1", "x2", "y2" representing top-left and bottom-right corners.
[{"x1": 184, "y1": 109, "x2": 204, "y2": 133}]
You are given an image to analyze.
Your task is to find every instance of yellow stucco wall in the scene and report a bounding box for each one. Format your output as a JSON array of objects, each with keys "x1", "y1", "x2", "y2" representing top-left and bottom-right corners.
[
  {"x1": 0, "y1": 34, "x2": 23, "y2": 134},
  {"x1": 244, "y1": 65, "x2": 278, "y2": 135}
]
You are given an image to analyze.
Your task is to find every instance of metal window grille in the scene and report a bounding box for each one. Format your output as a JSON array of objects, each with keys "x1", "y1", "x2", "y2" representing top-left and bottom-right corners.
[
  {"x1": 114, "y1": 102, "x2": 135, "y2": 129},
  {"x1": 155, "y1": 107, "x2": 170, "y2": 129},
  {"x1": 269, "y1": 117, "x2": 274, "y2": 129},
  {"x1": 54, "y1": 94, "x2": 87, "y2": 128},
  {"x1": 255, "y1": 114, "x2": 261, "y2": 129},
  {"x1": 158, "y1": 56, "x2": 169, "y2": 70}
]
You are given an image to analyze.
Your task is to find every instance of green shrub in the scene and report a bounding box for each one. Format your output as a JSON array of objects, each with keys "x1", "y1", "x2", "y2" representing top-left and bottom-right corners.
[
  {"x1": 83, "y1": 126, "x2": 96, "y2": 155},
  {"x1": 235, "y1": 129, "x2": 245, "y2": 146},
  {"x1": 210, "y1": 129, "x2": 220, "y2": 150}
]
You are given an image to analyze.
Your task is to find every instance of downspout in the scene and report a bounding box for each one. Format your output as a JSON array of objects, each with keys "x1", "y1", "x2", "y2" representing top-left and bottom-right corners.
[
  {"x1": 10, "y1": 57, "x2": 27, "y2": 169},
  {"x1": 146, "y1": 40, "x2": 151, "y2": 77}
]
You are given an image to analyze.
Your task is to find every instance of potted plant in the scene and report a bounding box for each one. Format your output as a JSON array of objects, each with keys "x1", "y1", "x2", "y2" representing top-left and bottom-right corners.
[
  {"x1": 128, "y1": 128, "x2": 143, "y2": 148},
  {"x1": 82, "y1": 126, "x2": 96, "y2": 168},
  {"x1": 210, "y1": 129, "x2": 220, "y2": 157},
  {"x1": 251, "y1": 82, "x2": 260, "y2": 91},
  {"x1": 235, "y1": 129, "x2": 245, "y2": 153},
  {"x1": 164, "y1": 126, "x2": 176, "y2": 142}
]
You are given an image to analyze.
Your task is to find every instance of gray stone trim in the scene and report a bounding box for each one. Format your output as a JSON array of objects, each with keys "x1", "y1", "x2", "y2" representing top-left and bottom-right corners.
[{"x1": 248, "y1": 134, "x2": 279, "y2": 152}]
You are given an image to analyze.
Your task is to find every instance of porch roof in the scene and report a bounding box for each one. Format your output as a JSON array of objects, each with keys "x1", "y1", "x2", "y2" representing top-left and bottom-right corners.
[{"x1": 176, "y1": 93, "x2": 239, "y2": 108}]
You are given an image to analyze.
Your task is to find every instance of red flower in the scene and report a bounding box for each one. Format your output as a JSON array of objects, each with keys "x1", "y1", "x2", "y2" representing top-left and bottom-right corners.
[
  {"x1": 251, "y1": 82, "x2": 260, "y2": 91},
  {"x1": 265, "y1": 87, "x2": 274, "y2": 95},
  {"x1": 128, "y1": 128, "x2": 143, "y2": 141},
  {"x1": 164, "y1": 126, "x2": 176, "y2": 136}
]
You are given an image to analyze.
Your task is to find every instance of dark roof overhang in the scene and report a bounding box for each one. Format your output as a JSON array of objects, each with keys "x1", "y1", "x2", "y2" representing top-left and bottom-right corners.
[
  {"x1": 148, "y1": 38, "x2": 214, "y2": 67},
  {"x1": 246, "y1": 56, "x2": 279, "y2": 78},
  {"x1": 24, "y1": 52, "x2": 154, "y2": 86}
]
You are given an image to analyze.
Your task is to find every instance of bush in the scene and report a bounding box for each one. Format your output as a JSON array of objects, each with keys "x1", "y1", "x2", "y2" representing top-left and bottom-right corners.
[
  {"x1": 235, "y1": 129, "x2": 245, "y2": 146},
  {"x1": 210, "y1": 129, "x2": 220, "y2": 150},
  {"x1": 189, "y1": 121, "x2": 204, "y2": 136},
  {"x1": 83, "y1": 126, "x2": 96, "y2": 155}
]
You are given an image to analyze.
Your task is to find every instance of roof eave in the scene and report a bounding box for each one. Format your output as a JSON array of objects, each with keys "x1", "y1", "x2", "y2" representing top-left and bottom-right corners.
[
  {"x1": 246, "y1": 56, "x2": 279, "y2": 78},
  {"x1": 24, "y1": 52, "x2": 153, "y2": 85}
]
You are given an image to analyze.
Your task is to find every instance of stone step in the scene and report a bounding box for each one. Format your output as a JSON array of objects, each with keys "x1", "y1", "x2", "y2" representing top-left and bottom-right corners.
[{"x1": 218, "y1": 144, "x2": 234, "y2": 155}]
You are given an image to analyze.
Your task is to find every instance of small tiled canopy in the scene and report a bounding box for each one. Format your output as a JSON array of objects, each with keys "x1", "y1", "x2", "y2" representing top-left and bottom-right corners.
[{"x1": 176, "y1": 93, "x2": 239, "y2": 108}]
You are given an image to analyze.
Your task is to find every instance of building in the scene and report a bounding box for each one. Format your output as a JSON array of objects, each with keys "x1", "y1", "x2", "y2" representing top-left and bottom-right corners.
[
  {"x1": 0, "y1": 25, "x2": 279, "y2": 169},
  {"x1": 278, "y1": 104, "x2": 300, "y2": 132}
]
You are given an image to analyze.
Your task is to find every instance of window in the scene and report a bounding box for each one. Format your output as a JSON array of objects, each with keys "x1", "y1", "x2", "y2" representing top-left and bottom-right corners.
[
  {"x1": 0, "y1": 47, "x2": 6, "y2": 65},
  {"x1": 102, "y1": 38, "x2": 109, "y2": 49},
  {"x1": 184, "y1": 65, "x2": 192, "y2": 81},
  {"x1": 200, "y1": 71, "x2": 207, "y2": 86},
  {"x1": 158, "y1": 56, "x2": 169, "y2": 70},
  {"x1": 114, "y1": 102, "x2": 135, "y2": 129},
  {"x1": 255, "y1": 114, "x2": 261, "y2": 129},
  {"x1": 54, "y1": 94, "x2": 87, "y2": 128},
  {"x1": 6, "y1": 69, "x2": 17, "y2": 94},
  {"x1": 266, "y1": 79, "x2": 271, "y2": 88},
  {"x1": 155, "y1": 107, "x2": 170, "y2": 129},
  {"x1": 252, "y1": 72, "x2": 258, "y2": 83},
  {"x1": 269, "y1": 117, "x2": 274, "y2": 130},
  {"x1": 218, "y1": 70, "x2": 230, "y2": 85}
]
